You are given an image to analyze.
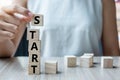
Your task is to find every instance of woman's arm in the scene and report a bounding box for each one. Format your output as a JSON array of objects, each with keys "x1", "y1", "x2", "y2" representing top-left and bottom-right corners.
[
  {"x1": 0, "y1": 0, "x2": 33, "y2": 57},
  {"x1": 102, "y1": 0, "x2": 120, "y2": 56}
]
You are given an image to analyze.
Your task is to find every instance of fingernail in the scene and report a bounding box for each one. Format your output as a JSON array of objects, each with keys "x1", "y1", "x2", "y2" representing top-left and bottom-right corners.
[{"x1": 28, "y1": 12, "x2": 33, "y2": 17}]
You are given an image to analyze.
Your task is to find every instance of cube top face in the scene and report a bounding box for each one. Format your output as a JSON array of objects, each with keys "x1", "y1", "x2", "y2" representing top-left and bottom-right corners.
[
  {"x1": 45, "y1": 61, "x2": 58, "y2": 64},
  {"x1": 80, "y1": 55, "x2": 92, "y2": 59},
  {"x1": 101, "y1": 57, "x2": 113, "y2": 60},
  {"x1": 64, "y1": 55, "x2": 76, "y2": 58},
  {"x1": 83, "y1": 53, "x2": 94, "y2": 56}
]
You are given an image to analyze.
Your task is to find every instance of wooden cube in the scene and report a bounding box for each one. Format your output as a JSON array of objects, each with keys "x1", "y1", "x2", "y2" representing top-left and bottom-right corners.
[
  {"x1": 80, "y1": 56, "x2": 93, "y2": 68},
  {"x1": 101, "y1": 57, "x2": 113, "y2": 68},
  {"x1": 64, "y1": 55, "x2": 76, "y2": 67},
  {"x1": 29, "y1": 51, "x2": 40, "y2": 63},
  {"x1": 118, "y1": 58, "x2": 120, "y2": 67},
  {"x1": 28, "y1": 63, "x2": 40, "y2": 75},
  {"x1": 31, "y1": 14, "x2": 43, "y2": 26},
  {"x1": 83, "y1": 53, "x2": 94, "y2": 66},
  {"x1": 28, "y1": 40, "x2": 41, "y2": 52},
  {"x1": 27, "y1": 29, "x2": 39, "y2": 40},
  {"x1": 45, "y1": 61, "x2": 58, "y2": 74}
]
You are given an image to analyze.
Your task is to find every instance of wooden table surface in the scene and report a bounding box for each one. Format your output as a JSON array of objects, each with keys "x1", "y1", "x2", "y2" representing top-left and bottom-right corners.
[{"x1": 0, "y1": 57, "x2": 120, "y2": 80}]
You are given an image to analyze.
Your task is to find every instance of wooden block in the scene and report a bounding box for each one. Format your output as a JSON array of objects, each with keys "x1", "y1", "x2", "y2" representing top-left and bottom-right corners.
[
  {"x1": 118, "y1": 58, "x2": 120, "y2": 67},
  {"x1": 83, "y1": 53, "x2": 94, "y2": 66},
  {"x1": 101, "y1": 57, "x2": 113, "y2": 68},
  {"x1": 28, "y1": 40, "x2": 41, "y2": 52},
  {"x1": 27, "y1": 29, "x2": 39, "y2": 40},
  {"x1": 28, "y1": 63, "x2": 40, "y2": 75},
  {"x1": 29, "y1": 51, "x2": 40, "y2": 63},
  {"x1": 80, "y1": 56, "x2": 93, "y2": 68},
  {"x1": 31, "y1": 14, "x2": 43, "y2": 26},
  {"x1": 64, "y1": 55, "x2": 76, "y2": 67},
  {"x1": 45, "y1": 61, "x2": 58, "y2": 74}
]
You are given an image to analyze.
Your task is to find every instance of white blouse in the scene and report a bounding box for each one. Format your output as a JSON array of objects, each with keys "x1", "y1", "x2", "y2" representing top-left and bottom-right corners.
[{"x1": 28, "y1": 0, "x2": 103, "y2": 57}]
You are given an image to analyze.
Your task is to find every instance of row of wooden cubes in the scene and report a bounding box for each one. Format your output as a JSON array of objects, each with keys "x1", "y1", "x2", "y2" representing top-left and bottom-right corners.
[
  {"x1": 29, "y1": 55, "x2": 114, "y2": 74},
  {"x1": 65, "y1": 54, "x2": 113, "y2": 68}
]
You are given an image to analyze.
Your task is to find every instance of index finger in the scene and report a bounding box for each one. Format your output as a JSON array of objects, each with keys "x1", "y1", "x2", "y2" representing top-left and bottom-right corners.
[{"x1": 2, "y1": 4, "x2": 31, "y2": 17}]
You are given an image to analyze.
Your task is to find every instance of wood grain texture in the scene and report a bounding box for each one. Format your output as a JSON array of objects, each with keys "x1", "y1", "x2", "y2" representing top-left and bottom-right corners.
[
  {"x1": 101, "y1": 57, "x2": 113, "y2": 68},
  {"x1": 28, "y1": 51, "x2": 41, "y2": 75},
  {"x1": 83, "y1": 53, "x2": 94, "y2": 66},
  {"x1": 0, "y1": 57, "x2": 120, "y2": 80},
  {"x1": 29, "y1": 51, "x2": 40, "y2": 63},
  {"x1": 27, "y1": 29, "x2": 40, "y2": 40},
  {"x1": 28, "y1": 40, "x2": 41, "y2": 52},
  {"x1": 28, "y1": 63, "x2": 40, "y2": 75},
  {"x1": 45, "y1": 60, "x2": 58, "y2": 74},
  {"x1": 64, "y1": 56, "x2": 76, "y2": 67},
  {"x1": 80, "y1": 56, "x2": 93, "y2": 68}
]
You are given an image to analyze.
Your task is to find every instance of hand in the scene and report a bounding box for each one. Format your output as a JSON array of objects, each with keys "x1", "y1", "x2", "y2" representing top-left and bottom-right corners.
[{"x1": 0, "y1": 4, "x2": 33, "y2": 42}]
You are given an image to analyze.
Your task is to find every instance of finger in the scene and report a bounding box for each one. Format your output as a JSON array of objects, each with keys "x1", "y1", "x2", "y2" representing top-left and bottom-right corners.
[
  {"x1": 1, "y1": 12, "x2": 20, "y2": 26},
  {"x1": 13, "y1": 13, "x2": 33, "y2": 22},
  {"x1": 2, "y1": 5, "x2": 30, "y2": 16},
  {"x1": 0, "y1": 36, "x2": 12, "y2": 42},
  {"x1": 0, "y1": 20, "x2": 18, "y2": 33},
  {"x1": 2, "y1": 5, "x2": 33, "y2": 21},
  {"x1": 2, "y1": 5, "x2": 33, "y2": 22},
  {"x1": 0, "y1": 29, "x2": 15, "y2": 39}
]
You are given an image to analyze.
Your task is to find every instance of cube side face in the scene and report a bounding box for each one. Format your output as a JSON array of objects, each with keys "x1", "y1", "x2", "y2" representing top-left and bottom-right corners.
[
  {"x1": 64, "y1": 57, "x2": 67, "y2": 67},
  {"x1": 104, "y1": 59, "x2": 113, "y2": 68},
  {"x1": 81, "y1": 54, "x2": 94, "y2": 67},
  {"x1": 101, "y1": 58, "x2": 104, "y2": 68},
  {"x1": 28, "y1": 40, "x2": 41, "y2": 52},
  {"x1": 31, "y1": 14, "x2": 44, "y2": 26},
  {"x1": 80, "y1": 58, "x2": 88, "y2": 67},
  {"x1": 84, "y1": 53, "x2": 94, "y2": 56},
  {"x1": 28, "y1": 63, "x2": 40, "y2": 75},
  {"x1": 89, "y1": 58, "x2": 93, "y2": 67},
  {"x1": 29, "y1": 51, "x2": 40, "y2": 63},
  {"x1": 45, "y1": 62, "x2": 57, "y2": 74},
  {"x1": 101, "y1": 58, "x2": 113, "y2": 68},
  {"x1": 80, "y1": 57, "x2": 92, "y2": 68},
  {"x1": 68, "y1": 57, "x2": 76, "y2": 67},
  {"x1": 64, "y1": 56, "x2": 76, "y2": 67},
  {"x1": 45, "y1": 68, "x2": 57, "y2": 74},
  {"x1": 27, "y1": 29, "x2": 40, "y2": 40}
]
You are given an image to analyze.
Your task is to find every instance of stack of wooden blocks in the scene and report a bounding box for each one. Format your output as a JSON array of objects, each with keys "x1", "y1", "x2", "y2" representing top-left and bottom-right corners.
[
  {"x1": 101, "y1": 57, "x2": 113, "y2": 68},
  {"x1": 80, "y1": 53, "x2": 94, "y2": 68},
  {"x1": 27, "y1": 14, "x2": 43, "y2": 75}
]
